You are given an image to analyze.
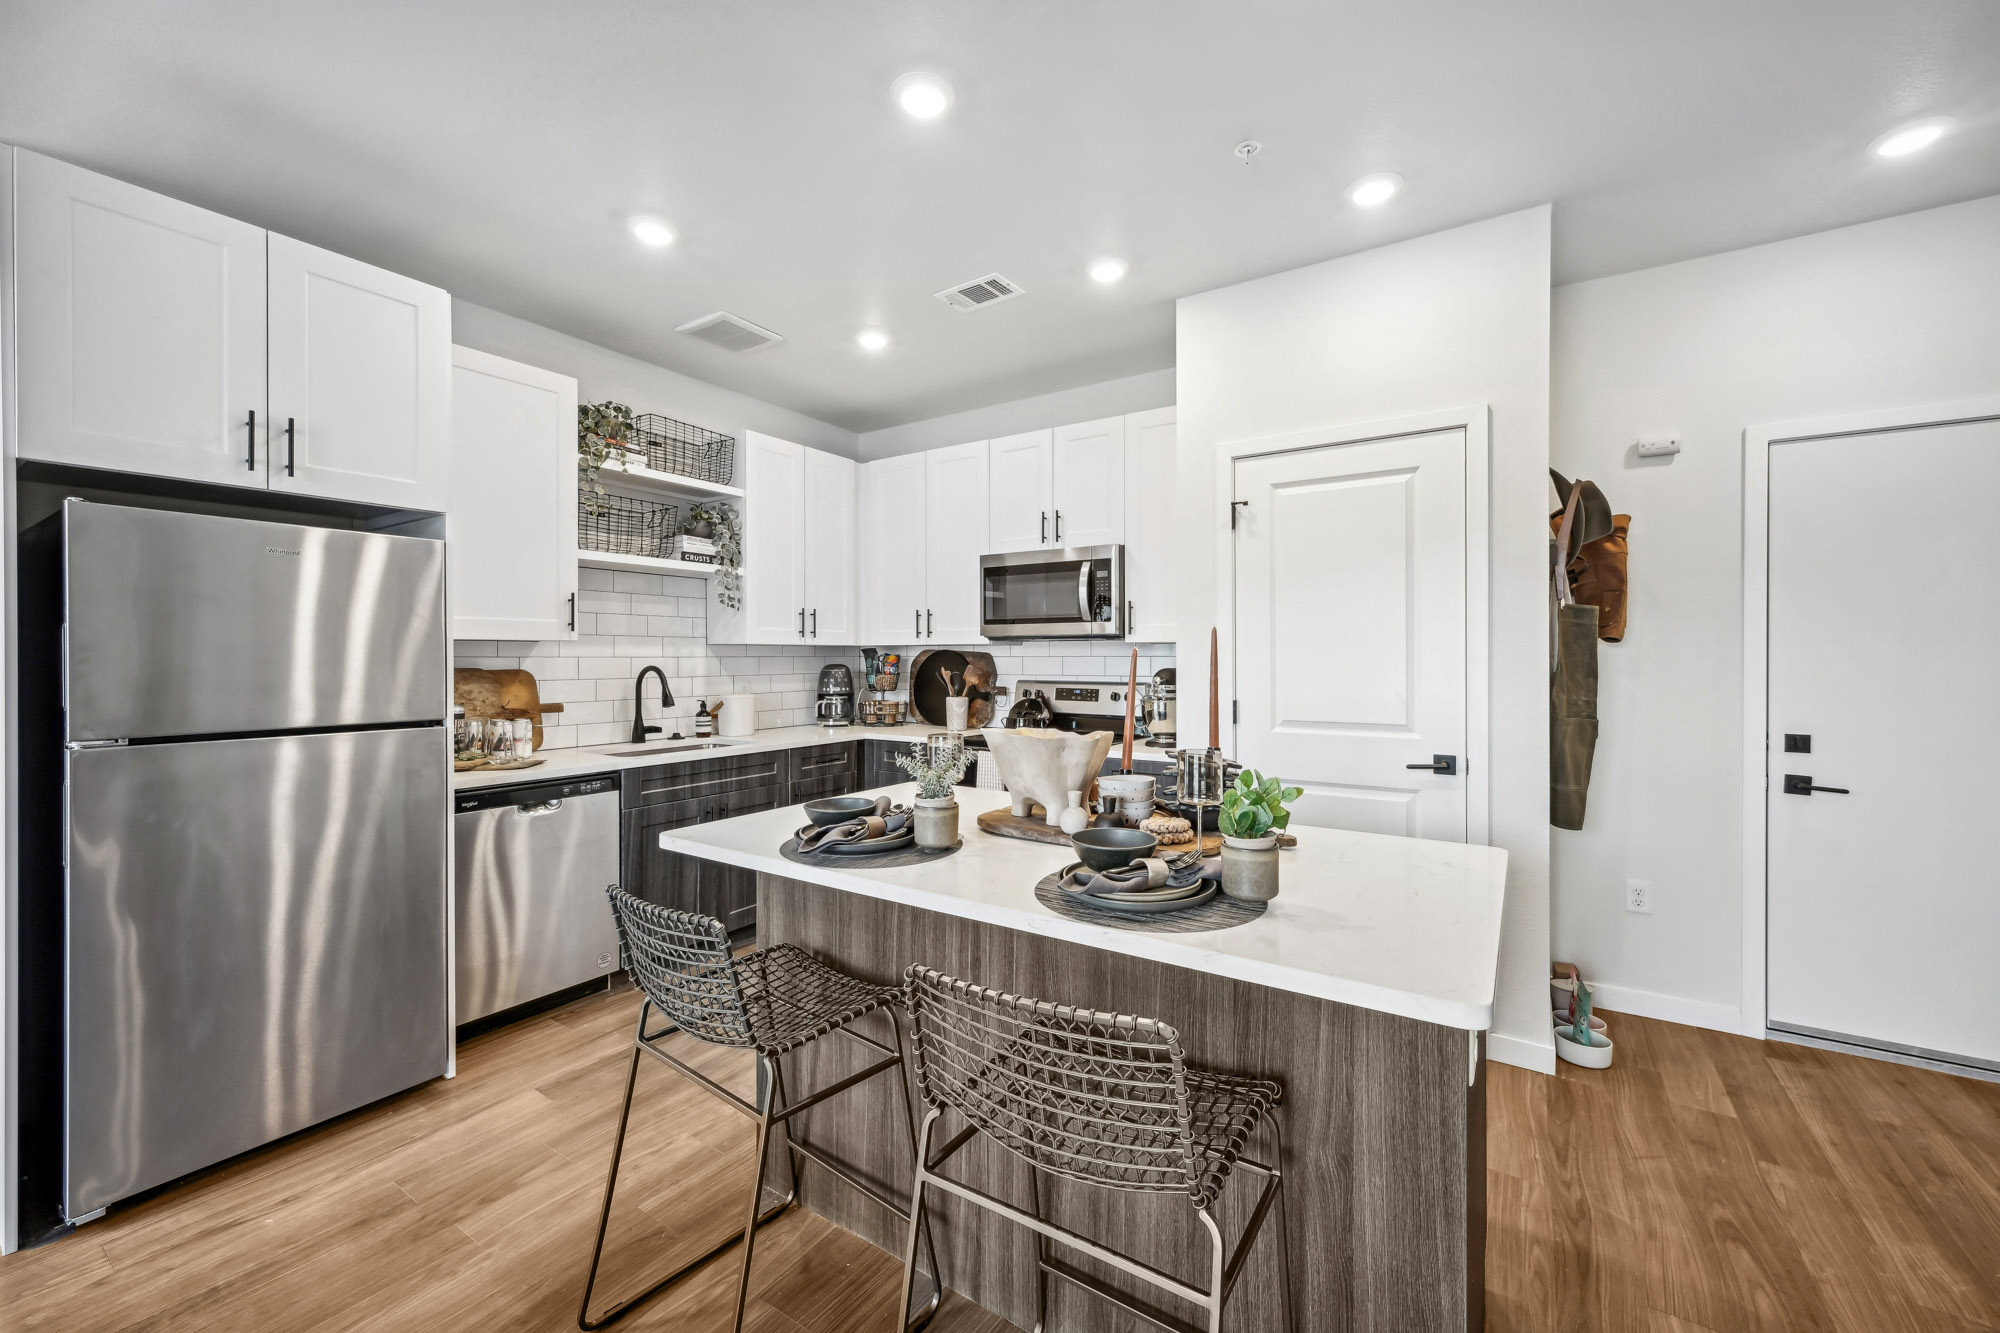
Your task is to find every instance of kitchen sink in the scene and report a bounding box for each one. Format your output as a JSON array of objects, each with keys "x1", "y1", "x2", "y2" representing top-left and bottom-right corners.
[{"x1": 612, "y1": 741, "x2": 736, "y2": 756}]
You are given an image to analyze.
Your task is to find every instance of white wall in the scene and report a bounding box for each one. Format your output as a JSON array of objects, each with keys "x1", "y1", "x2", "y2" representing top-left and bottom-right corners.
[
  {"x1": 857, "y1": 368, "x2": 1175, "y2": 459},
  {"x1": 1176, "y1": 207, "x2": 1556, "y2": 1072},
  {"x1": 1550, "y1": 192, "x2": 2000, "y2": 1033},
  {"x1": 452, "y1": 300, "x2": 859, "y2": 462}
]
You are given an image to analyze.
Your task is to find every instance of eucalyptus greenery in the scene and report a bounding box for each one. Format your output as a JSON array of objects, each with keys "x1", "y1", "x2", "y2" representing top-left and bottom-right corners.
[
  {"x1": 576, "y1": 401, "x2": 635, "y2": 517},
  {"x1": 894, "y1": 738, "x2": 970, "y2": 800},
  {"x1": 684, "y1": 501, "x2": 743, "y2": 609},
  {"x1": 1218, "y1": 768, "x2": 1303, "y2": 841}
]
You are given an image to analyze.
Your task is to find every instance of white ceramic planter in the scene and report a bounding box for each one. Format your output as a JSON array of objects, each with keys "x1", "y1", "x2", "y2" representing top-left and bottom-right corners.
[
  {"x1": 1220, "y1": 834, "x2": 1280, "y2": 902},
  {"x1": 980, "y1": 727, "x2": 1115, "y2": 826},
  {"x1": 1553, "y1": 1022, "x2": 1614, "y2": 1069}
]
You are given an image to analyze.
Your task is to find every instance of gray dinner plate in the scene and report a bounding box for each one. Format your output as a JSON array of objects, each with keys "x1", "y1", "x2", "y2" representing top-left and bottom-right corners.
[
  {"x1": 821, "y1": 830, "x2": 916, "y2": 855},
  {"x1": 1055, "y1": 861, "x2": 1219, "y2": 912}
]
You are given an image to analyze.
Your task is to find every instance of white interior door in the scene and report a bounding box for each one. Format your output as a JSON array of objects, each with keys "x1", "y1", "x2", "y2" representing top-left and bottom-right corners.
[
  {"x1": 858, "y1": 455, "x2": 929, "y2": 643},
  {"x1": 1766, "y1": 417, "x2": 2000, "y2": 1071},
  {"x1": 1053, "y1": 416, "x2": 1125, "y2": 548},
  {"x1": 988, "y1": 430, "x2": 1053, "y2": 552},
  {"x1": 267, "y1": 235, "x2": 451, "y2": 510},
  {"x1": 448, "y1": 347, "x2": 578, "y2": 641},
  {"x1": 924, "y1": 441, "x2": 989, "y2": 643},
  {"x1": 14, "y1": 150, "x2": 267, "y2": 486},
  {"x1": 1123, "y1": 408, "x2": 1177, "y2": 642},
  {"x1": 1232, "y1": 428, "x2": 1468, "y2": 840},
  {"x1": 803, "y1": 447, "x2": 858, "y2": 644},
  {"x1": 742, "y1": 432, "x2": 807, "y2": 644}
]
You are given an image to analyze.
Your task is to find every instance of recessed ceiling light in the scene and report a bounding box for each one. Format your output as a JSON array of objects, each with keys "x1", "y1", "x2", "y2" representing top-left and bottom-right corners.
[
  {"x1": 893, "y1": 72, "x2": 954, "y2": 120},
  {"x1": 856, "y1": 329, "x2": 890, "y2": 352},
  {"x1": 1872, "y1": 118, "x2": 1954, "y2": 158},
  {"x1": 628, "y1": 215, "x2": 676, "y2": 247},
  {"x1": 1088, "y1": 258, "x2": 1128, "y2": 285},
  {"x1": 1347, "y1": 173, "x2": 1402, "y2": 208}
]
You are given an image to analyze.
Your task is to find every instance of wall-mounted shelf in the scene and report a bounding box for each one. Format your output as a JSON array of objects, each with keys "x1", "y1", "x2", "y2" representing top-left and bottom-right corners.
[
  {"x1": 597, "y1": 457, "x2": 745, "y2": 500},
  {"x1": 575, "y1": 548, "x2": 720, "y2": 577}
]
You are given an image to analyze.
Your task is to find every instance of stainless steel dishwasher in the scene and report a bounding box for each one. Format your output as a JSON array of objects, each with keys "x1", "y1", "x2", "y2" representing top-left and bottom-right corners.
[{"x1": 454, "y1": 774, "x2": 621, "y2": 1025}]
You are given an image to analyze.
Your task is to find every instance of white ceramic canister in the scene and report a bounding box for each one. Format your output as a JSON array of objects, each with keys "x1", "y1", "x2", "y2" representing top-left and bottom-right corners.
[{"x1": 717, "y1": 692, "x2": 758, "y2": 738}]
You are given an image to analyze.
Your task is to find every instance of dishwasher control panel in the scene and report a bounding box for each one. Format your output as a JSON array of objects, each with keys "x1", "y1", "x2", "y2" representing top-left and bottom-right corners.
[{"x1": 455, "y1": 772, "x2": 619, "y2": 814}]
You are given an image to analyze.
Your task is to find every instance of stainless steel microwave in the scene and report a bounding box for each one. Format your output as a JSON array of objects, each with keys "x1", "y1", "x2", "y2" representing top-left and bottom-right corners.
[{"x1": 979, "y1": 545, "x2": 1125, "y2": 639}]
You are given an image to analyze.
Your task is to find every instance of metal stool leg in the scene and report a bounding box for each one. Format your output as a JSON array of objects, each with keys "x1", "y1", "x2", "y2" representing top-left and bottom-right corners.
[
  {"x1": 731, "y1": 1052, "x2": 782, "y2": 1333},
  {"x1": 899, "y1": 1108, "x2": 941, "y2": 1333},
  {"x1": 578, "y1": 1005, "x2": 649, "y2": 1331},
  {"x1": 1026, "y1": 1166, "x2": 1050, "y2": 1333},
  {"x1": 1197, "y1": 1207, "x2": 1226, "y2": 1333},
  {"x1": 886, "y1": 1013, "x2": 943, "y2": 1332},
  {"x1": 1268, "y1": 1118, "x2": 1296, "y2": 1333}
]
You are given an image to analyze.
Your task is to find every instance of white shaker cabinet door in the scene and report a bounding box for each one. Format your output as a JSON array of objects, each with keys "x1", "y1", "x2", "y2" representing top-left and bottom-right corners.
[
  {"x1": 448, "y1": 347, "x2": 579, "y2": 642},
  {"x1": 987, "y1": 429, "x2": 1054, "y2": 552},
  {"x1": 740, "y1": 431, "x2": 807, "y2": 644},
  {"x1": 858, "y1": 454, "x2": 929, "y2": 644},
  {"x1": 14, "y1": 150, "x2": 267, "y2": 486},
  {"x1": 1122, "y1": 407, "x2": 1176, "y2": 643},
  {"x1": 803, "y1": 447, "x2": 858, "y2": 644},
  {"x1": 1052, "y1": 415, "x2": 1125, "y2": 548},
  {"x1": 267, "y1": 234, "x2": 452, "y2": 510},
  {"x1": 923, "y1": 440, "x2": 990, "y2": 643}
]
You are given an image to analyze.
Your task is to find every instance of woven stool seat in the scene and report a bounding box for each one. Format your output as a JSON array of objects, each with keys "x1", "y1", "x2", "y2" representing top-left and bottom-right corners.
[{"x1": 736, "y1": 943, "x2": 902, "y2": 1055}]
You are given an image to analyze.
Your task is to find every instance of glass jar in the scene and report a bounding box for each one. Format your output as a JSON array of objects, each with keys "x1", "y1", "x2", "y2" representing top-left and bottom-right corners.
[{"x1": 484, "y1": 717, "x2": 515, "y2": 761}]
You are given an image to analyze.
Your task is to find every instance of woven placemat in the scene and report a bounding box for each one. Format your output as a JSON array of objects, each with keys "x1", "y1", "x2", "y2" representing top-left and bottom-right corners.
[
  {"x1": 780, "y1": 837, "x2": 962, "y2": 870},
  {"x1": 1032, "y1": 873, "x2": 1267, "y2": 933}
]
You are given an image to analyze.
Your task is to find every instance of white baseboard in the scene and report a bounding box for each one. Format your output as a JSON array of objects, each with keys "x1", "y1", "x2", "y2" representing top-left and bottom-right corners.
[
  {"x1": 1487, "y1": 1029, "x2": 1556, "y2": 1075},
  {"x1": 1586, "y1": 980, "x2": 1741, "y2": 1035}
]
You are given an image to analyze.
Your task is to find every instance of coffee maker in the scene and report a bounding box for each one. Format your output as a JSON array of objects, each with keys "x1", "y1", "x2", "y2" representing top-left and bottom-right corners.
[{"x1": 815, "y1": 663, "x2": 855, "y2": 726}]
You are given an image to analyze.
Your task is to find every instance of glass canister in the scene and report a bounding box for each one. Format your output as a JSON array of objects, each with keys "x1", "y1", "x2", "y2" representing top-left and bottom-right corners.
[
  {"x1": 484, "y1": 717, "x2": 515, "y2": 762},
  {"x1": 511, "y1": 716, "x2": 534, "y2": 755}
]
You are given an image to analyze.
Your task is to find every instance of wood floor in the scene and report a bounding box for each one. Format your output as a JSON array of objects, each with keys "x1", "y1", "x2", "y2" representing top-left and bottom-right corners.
[{"x1": 4, "y1": 987, "x2": 1997, "y2": 1332}]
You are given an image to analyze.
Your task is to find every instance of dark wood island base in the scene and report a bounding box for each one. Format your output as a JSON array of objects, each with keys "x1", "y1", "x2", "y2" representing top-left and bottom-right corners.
[{"x1": 758, "y1": 872, "x2": 1485, "y2": 1333}]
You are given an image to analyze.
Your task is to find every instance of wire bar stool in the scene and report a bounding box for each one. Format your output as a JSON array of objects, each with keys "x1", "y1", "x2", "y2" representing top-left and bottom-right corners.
[
  {"x1": 579, "y1": 887, "x2": 940, "y2": 1331},
  {"x1": 898, "y1": 966, "x2": 1294, "y2": 1333}
]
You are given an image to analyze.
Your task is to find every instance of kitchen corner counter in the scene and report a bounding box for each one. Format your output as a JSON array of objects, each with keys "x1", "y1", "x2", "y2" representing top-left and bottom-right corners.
[
  {"x1": 450, "y1": 722, "x2": 943, "y2": 791},
  {"x1": 660, "y1": 783, "x2": 1508, "y2": 1030}
]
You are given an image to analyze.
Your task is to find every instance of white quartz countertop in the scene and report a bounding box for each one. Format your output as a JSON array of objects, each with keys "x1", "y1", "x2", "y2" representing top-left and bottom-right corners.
[
  {"x1": 660, "y1": 784, "x2": 1508, "y2": 1030},
  {"x1": 452, "y1": 723, "x2": 943, "y2": 791}
]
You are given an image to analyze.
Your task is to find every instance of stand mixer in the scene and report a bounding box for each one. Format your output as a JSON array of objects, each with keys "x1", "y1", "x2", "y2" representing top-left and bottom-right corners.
[{"x1": 1139, "y1": 667, "x2": 1177, "y2": 747}]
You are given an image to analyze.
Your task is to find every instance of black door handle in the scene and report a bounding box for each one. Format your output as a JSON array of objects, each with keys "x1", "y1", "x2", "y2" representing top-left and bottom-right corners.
[
  {"x1": 1783, "y1": 774, "x2": 1850, "y2": 795},
  {"x1": 246, "y1": 409, "x2": 256, "y2": 471},
  {"x1": 1406, "y1": 755, "x2": 1459, "y2": 775},
  {"x1": 285, "y1": 416, "x2": 296, "y2": 476}
]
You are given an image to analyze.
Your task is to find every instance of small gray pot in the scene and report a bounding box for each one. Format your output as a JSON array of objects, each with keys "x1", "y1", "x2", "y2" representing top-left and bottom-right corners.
[
  {"x1": 1219, "y1": 835, "x2": 1280, "y2": 902},
  {"x1": 913, "y1": 797, "x2": 959, "y2": 850}
]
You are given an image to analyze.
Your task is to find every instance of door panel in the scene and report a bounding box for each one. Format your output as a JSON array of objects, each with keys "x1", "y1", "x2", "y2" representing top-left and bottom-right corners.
[
  {"x1": 859, "y1": 454, "x2": 928, "y2": 643},
  {"x1": 1766, "y1": 417, "x2": 2000, "y2": 1068},
  {"x1": 988, "y1": 430, "x2": 1054, "y2": 552},
  {"x1": 1232, "y1": 428, "x2": 1467, "y2": 841},
  {"x1": 1123, "y1": 408, "x2": 1177, "y2": 642},
  {"x1": 803, "y1": 448, "x2": 858, "y2": 643},
  {"x1": 267, "y1": 235, "x2": 451, "y2": 510},
  {"x1": 15, "y1": 150, "x2": 266, "y2": 486},
  {"x1": 448, "y1": 347, "x2": 579, "y2": 641},
  {"x1": 924, "y1": 441, "x2": 989, "y2": 642},
  {"x1": 743, "y1": 432, "x2": 806, "y2": 643},
  {"x1": 1053, "y1": 416, "x2": 1125, "y2": 547},
  {"x1": 65, "y1": 728, "x2": 447, "y2": 1217}
]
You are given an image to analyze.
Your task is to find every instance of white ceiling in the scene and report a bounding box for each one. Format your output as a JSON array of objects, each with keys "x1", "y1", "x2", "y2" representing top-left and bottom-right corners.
[{"x1": 2, "y1": 1, "x2": 1997, "y2": 432}]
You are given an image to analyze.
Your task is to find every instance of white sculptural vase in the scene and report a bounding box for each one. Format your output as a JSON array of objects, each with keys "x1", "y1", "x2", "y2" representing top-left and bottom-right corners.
[{"x1": 980, "y1": 727, "x2": 1115, "y2": 826}]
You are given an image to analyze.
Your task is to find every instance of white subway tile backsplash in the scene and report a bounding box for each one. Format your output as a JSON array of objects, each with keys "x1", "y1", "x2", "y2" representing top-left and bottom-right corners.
[
  {"x1": 577, "y1": 591, "x2": 630, "y2": 614},
  {"x1": 518, "y1": 655, "x2": 578, "y2": 679}
]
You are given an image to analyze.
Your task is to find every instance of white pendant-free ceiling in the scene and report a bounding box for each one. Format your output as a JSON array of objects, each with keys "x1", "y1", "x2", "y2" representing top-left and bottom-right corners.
[{"x1": 1, "y1": 1, "x2": 1995, "y2": 432}]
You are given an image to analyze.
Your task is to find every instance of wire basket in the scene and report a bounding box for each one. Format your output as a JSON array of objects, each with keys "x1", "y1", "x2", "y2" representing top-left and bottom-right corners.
[
  {"x1": 631, "y1": 412, "x2": 735, "y2": 485},
  {"x1": 578, "y1": 492, "x2": 679, "y2": 557}
]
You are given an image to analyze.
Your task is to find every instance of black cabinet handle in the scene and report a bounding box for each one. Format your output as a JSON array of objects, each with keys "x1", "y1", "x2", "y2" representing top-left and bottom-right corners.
[
  {"x1": 798, "y1": 607, "x2": 806, "y2": 638},
  {"x1": 927, "y1": 609, "x2": 934, "y2": 637},
  {"x1": 1041, "y1": 511, "x2": 1048, "y2": 543},
  {"x1": 1406, "y1": 755, "x2": 1459, "y2": 775},
  {"x1": 811, "y1": 608, "x2": 817, "y2": 637},
  {"x1": 246, "y1": 409, "x2": 256, "y2": 471},
  {"x1": 568, "y1": 593, "x2": 576, "y2": 632},
  {"x1": 1054, "y1": 510, "x2": 1063, "y2": 543},
  {"x1": 1128, "y1": 599, "x2": 1134, "y2": 632},
  {"x1": 914, "y1": 608, "x2": 921, "y2": 637},
  {"x1": 1783, "y1": 774, "x2": 1850, "y2": 795},
  {"x1": 284, "y1": 417, "x2": 295, "y2": 476}
]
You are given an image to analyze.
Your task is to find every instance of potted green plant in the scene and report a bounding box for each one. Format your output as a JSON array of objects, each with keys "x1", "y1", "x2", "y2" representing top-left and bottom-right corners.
[
  {"x1": 577, "y1": 401, "x2": 635, "y2": 517},
  {"x1": 683, "y1": 501, "x2": 743, "y2": 609},
  {"x1": 895, "y1": 738, "x2": 971, "y2": 849},
  {"x1": 1218, "y1": 769, "x2": 1301, "y2": 902}
]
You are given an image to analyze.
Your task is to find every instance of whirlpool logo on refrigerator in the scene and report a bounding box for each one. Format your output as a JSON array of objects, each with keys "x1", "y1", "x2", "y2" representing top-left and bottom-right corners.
[{"x1": 264, "y1": 546, "x2": 302, "y2": 556}]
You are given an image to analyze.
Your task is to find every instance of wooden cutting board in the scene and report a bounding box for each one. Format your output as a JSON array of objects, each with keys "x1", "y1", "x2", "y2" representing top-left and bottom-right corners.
[
  {"x1": 453, "y1": 668, "x2": 565, "y2": 750},
  {"x1": 975, "y1": 806, "x2": 1224, "y2": 856}
]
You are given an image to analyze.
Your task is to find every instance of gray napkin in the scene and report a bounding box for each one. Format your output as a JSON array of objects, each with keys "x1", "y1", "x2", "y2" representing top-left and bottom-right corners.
[
  {"x1": 1063, "y1": 857, "x2": 1199, "y2": 897},
  {"x1": 797, "y1": 808, "x2": 910, "y2": 851}
]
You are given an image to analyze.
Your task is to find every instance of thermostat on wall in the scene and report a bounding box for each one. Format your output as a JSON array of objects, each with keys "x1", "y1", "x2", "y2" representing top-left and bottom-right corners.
[{"x1": 1636, "y1": 437, "x2": 1681, "y2": 458}]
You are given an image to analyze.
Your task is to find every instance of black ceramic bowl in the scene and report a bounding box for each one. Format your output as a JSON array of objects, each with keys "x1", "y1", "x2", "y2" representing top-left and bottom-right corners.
[
  {"x1": 803, "y1": 795, "x2": 878, "y2": 827},
  {"x1": 1070, "y1": 826, "x2": 1159, "y2": 870}
]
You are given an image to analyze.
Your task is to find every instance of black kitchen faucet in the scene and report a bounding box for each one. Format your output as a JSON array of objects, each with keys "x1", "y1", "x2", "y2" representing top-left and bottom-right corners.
[{"x1": 631, "y1": 666, "x2": 675, "y2": 743}]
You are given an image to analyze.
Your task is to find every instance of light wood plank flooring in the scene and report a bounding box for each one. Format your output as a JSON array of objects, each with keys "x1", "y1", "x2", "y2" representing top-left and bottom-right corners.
[{"x1": 4, "y1": 989, "x2": 1997, "y2": 1331}]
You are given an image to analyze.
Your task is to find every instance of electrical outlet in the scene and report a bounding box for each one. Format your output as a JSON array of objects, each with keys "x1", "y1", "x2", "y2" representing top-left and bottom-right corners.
[
  {"x1": 1626, "y1": 878, "x2": 1652, "y2": 914},
  {"x1": 1635, "y1": 437, "x2": 1681, "y2": 458}
]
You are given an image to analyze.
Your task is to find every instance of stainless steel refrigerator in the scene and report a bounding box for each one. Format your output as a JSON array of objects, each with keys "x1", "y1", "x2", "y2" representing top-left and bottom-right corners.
[{"x1": 28, "y1": 500, "x2": 450, "y2": 1223}]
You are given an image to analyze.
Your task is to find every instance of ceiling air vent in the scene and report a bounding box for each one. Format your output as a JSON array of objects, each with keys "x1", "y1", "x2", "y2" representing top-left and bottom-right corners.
[
  {"x1": 934, "y1": 273, "x2": 1024, "y2": 312},
  {"x1": 675, "y1": 311, "x2": 784, "y2": 352}
]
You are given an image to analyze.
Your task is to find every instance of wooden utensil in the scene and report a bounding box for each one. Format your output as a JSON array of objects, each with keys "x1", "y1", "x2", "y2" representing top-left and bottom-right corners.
[{"x1": 1122, "y1": 648, "x2": 1138, "y2": 772}]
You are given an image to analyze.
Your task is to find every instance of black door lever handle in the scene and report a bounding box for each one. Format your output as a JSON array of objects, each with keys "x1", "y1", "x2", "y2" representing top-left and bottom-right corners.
[
  {"x1": 1406, "y1": 755, "x2": 1458, "y2": 775},
  {"x1": 1783, "y1": 774, "x2": 1850, "y2": 795}
]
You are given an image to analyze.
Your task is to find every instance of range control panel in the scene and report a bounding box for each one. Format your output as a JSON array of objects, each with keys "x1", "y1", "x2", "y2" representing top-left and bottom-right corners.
[{"x1": 1019, "y1": 679, "x2": 1131, "y2": 719}]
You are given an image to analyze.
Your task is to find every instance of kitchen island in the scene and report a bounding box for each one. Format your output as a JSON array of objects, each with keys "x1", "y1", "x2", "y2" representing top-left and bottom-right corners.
[{"x1": 660, "y1": 784, "x2": 1506, "y2": 1333}]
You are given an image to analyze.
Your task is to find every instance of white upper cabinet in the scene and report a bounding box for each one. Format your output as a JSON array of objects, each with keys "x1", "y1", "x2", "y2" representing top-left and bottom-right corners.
[
  {"x1": 858, "y1": 453, "x2": 928, "y2": 644},
  {"x1": 1052, "y1": 415, "x2": 1126, "y2": 548},
  {"x1": 14, "y1": 149, "x2": 267, "y2": 486},
  {"x1": 923, "y1": 440, "x2": 990, "y2": 643},
  {"x1": 448, "y1": 347, "x2": 578, "y2": 642},
  {"x1": 1122, "y1": 407, "x2": 1177, "y2": 643},
  {"x1": 738, "y1": 432, "x2": 808, "y2": 643},
  {"x1": 987, "y1": 430, "x2": 1053, "y2": 553},
  {"x1": 12, "y1": 150, "x2": 449, "y2": 509},
  {"x1": 267, "y1": 235, "x2": 451, "y2": 510},
  {"x1": 802, "y1": 448, "x2": 858, "y2": 644}
]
